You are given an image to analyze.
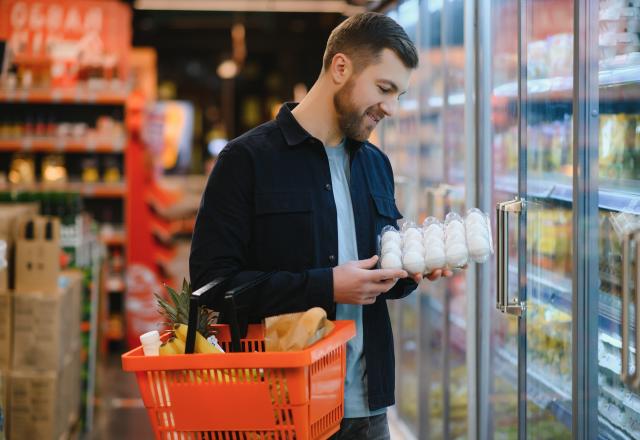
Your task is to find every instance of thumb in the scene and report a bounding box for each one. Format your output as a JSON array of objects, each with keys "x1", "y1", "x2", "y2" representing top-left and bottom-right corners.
[{"x1": 354, "y1": 255, "x2": 379, "y2": 269}]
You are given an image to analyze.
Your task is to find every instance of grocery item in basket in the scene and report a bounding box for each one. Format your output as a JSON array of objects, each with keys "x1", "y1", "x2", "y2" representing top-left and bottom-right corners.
[
  {"x1": 265, "y1": 307, "x2": 334, "y2": 352},
  {"x1": 174, "y1": 324, "x2": 224, "y2": 354},
  {"x1": 139, "y1": 330, "x2": 161, "y2": 356}
]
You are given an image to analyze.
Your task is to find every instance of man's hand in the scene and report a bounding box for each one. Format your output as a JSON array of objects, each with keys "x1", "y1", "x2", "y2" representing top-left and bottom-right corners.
[
  {"x1": 333, "y1": 255, "x2": 407, "y2": 305},
  {"x1": 410, "y1": 264, "x2": 468, "y2": 284}
]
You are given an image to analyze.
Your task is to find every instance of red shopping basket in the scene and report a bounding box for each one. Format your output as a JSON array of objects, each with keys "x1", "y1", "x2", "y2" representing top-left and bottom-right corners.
[{"x1": 121, "y1": 319, "x2": 355, "y2": 439}]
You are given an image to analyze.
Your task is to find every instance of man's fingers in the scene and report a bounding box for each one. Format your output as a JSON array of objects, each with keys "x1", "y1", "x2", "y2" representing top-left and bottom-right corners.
[
  {"x1": 369, "y1": 268, "x2": 408, "y2": 281},
  {"x1": 354, "y1": 255, "x2": 379, "y2": 269},
  {"x1": 443, "y1": 269, "x2": 454, "y2": 277},
  {"x1": 426, "y1": 269, "x2": 442, "y2": 281},
  {"x1": 412, "y1": 273, "x2": 423, "y2": 284}
]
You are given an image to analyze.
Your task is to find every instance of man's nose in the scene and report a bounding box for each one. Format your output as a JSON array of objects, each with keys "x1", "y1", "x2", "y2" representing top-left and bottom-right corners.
[{"x1": 380, "y1": 99, "x2": 398, "y2": 117}]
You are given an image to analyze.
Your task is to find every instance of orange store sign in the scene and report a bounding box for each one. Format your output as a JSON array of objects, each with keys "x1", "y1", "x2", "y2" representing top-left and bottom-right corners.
[{"x1": 0, "y1": 0, "x2": 130, "y2": 78}]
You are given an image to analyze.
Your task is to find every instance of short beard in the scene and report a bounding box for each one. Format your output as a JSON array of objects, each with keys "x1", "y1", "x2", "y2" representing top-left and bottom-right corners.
[{"x1": 333, "y1": 77, "x2": 371, "y2": 142}]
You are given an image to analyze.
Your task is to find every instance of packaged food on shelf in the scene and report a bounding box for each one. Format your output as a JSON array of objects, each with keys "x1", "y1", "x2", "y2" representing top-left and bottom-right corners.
[
  {"x1": 9, "y1": 153, "x2": 35, "y2": 184},
  {"x1": 41, "y1": 154, "x2": 68, "y2": 184}
]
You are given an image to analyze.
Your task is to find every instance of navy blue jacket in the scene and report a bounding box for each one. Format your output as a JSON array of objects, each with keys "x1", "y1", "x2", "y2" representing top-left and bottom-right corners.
[{"x1": 190, "y1": 103, "x2": 418, "y2": 410}]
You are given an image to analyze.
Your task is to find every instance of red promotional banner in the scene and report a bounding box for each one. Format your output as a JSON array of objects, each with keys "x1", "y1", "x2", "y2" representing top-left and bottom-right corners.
[{"x1": 0, "y1": 0, "x2": 131, "y2": 86}]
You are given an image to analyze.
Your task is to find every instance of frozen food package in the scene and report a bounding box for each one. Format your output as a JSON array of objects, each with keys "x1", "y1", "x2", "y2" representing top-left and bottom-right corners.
[
  {"x1": 444, "y1": 212, "x2": 469, "y2": 268},
  {"x1": 422, "y1": 217, "x2": 446, "y2": 272},
  {"x1": 465, "y1": 208, "x2": 494, "y2": 263}
]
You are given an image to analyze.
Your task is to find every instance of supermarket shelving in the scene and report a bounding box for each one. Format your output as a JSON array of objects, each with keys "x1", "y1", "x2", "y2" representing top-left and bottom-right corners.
[
  {"x1": 0, "y1": 182, "x2": 126, "y2": 198},
  {"x1": 492, "y1": 65, "x2": 640, "y2": 101},
  {"x1": 0, "y1": 137, "x2": 126, "y2": 153},
  {"x1": 0, "y1": 87, "x2": 128, "y2": 105},
  {"x1": 495, "y1": 174, "x2": 640, "y2": 215}
]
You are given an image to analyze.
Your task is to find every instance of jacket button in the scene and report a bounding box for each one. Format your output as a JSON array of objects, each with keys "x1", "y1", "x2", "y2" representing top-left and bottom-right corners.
[
  {"x1": 328, "y1": 254, "x2": 336, "y2": 263},
  {"x1": 325, "y1": 183, "x2": 332, "y2": 191}
]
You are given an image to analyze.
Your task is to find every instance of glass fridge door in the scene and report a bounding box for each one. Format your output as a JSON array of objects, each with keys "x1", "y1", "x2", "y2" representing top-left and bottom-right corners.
[
  {"x1": 521, "y1": 0, "x2": 575, "y2": 437},
  {"x1": 487, "y1": 0, "x2": 520, "y2": 437},
  {"x1": 595, "y1": 0, "x2": 640, "y2": 436}
]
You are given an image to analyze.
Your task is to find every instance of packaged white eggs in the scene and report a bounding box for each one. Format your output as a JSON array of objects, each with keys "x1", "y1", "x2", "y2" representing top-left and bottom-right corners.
[
  {"x1": 464, "y1": 208, "x2": 494, "y2": 263},
  {"x1": 402, "y1": 251, "x2": 425, "y2": 275},
  {"x1": 381, "y1": 252, "x2": 403, "y2": 270},
  {"x1": 379, "y1": 226, "x2": 402, "y2": 258},
  {"x1": 444, "y1": 212, "x2": 468, "y2": 268}
]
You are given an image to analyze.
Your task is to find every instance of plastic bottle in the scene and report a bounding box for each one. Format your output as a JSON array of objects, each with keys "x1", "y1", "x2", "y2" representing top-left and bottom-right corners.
[{"x1": 140, "y1": 330, "x2": 161, "y2": 356}]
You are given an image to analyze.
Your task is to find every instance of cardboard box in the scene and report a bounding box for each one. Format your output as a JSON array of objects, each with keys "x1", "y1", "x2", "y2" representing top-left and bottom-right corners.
[
  {"x1": 14, "y1": 216, "x2": 61, "y2": 292},
  {"x1": 9, "y1": 350, "x2": 80, "y2": 440},
  {"x1": 0, "y1": 294, "x2": 10, "y2": 371},
  {"x1": 12, "y1": 271, "x2": 82, "y2": 371},
  {"x1": 0, "y1": 203, "x2": 39, "y2": 292},
  {"x1": 0, "y1": 371, "x2": 7, "y2": 440}
]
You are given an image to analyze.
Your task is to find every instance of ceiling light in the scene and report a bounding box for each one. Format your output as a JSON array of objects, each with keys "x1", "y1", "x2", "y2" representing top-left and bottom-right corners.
[{"x1": 217, "y1": 59, "x2": 238, "y2": 79}]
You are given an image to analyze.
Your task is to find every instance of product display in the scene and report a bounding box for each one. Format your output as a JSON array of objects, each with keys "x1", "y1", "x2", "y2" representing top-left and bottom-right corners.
[{"x1": 379, "y1": 209, "x2": 493, "y2": 274}]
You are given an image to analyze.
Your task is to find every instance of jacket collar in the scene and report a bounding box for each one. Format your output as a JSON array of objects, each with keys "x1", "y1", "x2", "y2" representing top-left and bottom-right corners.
[{"x1": 276, "y1": 102, "x2": 365, "y2": 152}]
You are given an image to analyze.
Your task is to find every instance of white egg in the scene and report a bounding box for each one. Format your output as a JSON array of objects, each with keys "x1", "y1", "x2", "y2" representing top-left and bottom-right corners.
[
  {"x1": 423, "y1": 237, "x2": 445, "y2": 253},
  {"x1": 446, "y1": 221, "x2": 465, "y2": 236},
  {"x1": 465, "y1": 222, "x2": 489, "y2": 239},
  {"x1": 381, "y1": 230, "x2": 402, "y2": 246},
  {"x1": 403, "y1": 240, "x2": 425, "y2": 254},
  {"x1": 403, "y1": 228, "x2": 422, "y2": 242},
  {"x1": 424, "y1": 247, "x2": 446, "y2": 271},
  {"x1": 446, "y1": 243, "x2": 469, "y2": 267},
  {"x1": 424, "y1": 224, "x2": 444, "y2": 239},
  {"x1": 402, "y1": 251, "x2": 425, "y2": 274},
  {"x1": 465, "y1": 211, "x2": 486, "y2": 226},
  {"x1": 381, "y1": 241, "x2": 402, "y2": 256},
  {"x1": 468, "y1": 235, "x2": 492, "y2": 262},
  {"x1": 381, "y1": 252, "x2": 403, "y2": 270},
  {"x1": 446, "y1": 233, "x2": 467, "y2": 247}
]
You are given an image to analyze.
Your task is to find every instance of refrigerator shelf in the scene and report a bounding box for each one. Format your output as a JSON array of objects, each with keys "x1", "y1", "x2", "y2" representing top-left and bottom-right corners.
[
  {"x1": 495, "y1": 347, "x2": 573, "y2": 430},
  {"x1": 509, "y1": 264, "x2": 631, "y2": 336},
  {"x1": 493, "y1": 65, "x2": 640, "y2": 100},
  {"x1": 496, "y1": 175, "x2": 640, "y2": 214}
]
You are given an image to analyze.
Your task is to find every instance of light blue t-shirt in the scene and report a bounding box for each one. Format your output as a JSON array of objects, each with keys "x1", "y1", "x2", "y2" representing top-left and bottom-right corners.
[{"x1": 325, "y1": 141, "x2": 386, "y2": 418}]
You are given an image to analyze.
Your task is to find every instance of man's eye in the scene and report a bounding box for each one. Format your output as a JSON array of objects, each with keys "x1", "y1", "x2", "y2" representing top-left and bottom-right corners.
[{"x1": 378, "y1": 86, "x2": 391, "y2": 93}]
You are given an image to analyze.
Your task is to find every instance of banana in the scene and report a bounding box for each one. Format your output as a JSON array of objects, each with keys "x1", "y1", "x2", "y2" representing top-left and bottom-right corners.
[
  {"x1": 159, "y1": 338, "x2": 178, "y2": 355},
  {"x1": 173, "y1": 324, "x2": 223, "y2": 354}
]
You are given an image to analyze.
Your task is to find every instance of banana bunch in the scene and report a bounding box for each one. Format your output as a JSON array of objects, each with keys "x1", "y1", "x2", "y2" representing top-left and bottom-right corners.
[{"x1": 158, "y1": 324, "x2": 224, "y2": 355}]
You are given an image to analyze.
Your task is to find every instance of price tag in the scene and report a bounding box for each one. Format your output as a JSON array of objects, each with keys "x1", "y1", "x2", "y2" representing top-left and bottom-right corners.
[
  {"x1": 55, "y1": 138, "x2": 66, "y2": 152},
  {"x1": 51, "y1": 89, "x2": 63, "y2": 103},
  {"x1": 21, "y1": 138, "x2": 33, "y2": 151}
]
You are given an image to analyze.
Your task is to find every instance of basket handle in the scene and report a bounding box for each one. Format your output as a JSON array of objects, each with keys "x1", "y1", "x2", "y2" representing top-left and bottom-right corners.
[
  {"x1": 185, "y1": 277, "x2": 229, "y2": 354},
  {"x1": 219, "y1": 271, "x2": 277, "y2": 352}
]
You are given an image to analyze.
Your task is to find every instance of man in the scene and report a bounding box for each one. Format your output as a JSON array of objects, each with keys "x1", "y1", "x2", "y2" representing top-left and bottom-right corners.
[{"x1": 190, "y1": 12, "x2": 452, "y2": 439}]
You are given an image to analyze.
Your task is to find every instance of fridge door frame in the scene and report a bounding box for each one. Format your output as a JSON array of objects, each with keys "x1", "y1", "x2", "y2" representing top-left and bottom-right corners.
[{"x1": 571, "y1": 0, "x2": 599, "y2": 438}]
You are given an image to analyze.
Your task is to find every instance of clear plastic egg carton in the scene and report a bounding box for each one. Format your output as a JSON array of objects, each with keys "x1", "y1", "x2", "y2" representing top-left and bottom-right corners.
[{"x1": 377, "y1": 208, "x2": 494, "y2": 276}]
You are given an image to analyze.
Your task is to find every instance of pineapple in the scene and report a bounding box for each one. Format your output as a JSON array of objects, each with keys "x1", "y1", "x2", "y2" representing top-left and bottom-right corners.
[{"x1": 155, "y1": 278, "x2": 217, "y2": 338}]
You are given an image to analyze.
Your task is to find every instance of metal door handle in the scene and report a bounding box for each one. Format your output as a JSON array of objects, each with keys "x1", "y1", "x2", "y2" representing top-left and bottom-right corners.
[
  {"x1": 621, "y1": 227, "x2": 640, "y2": 385},
  {"x1": 496, "y1": 197, "x2": 525, "y2": 316}
]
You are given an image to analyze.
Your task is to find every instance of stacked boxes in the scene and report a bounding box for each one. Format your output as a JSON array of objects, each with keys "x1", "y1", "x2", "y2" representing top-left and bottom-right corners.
[{"x1": 0, "y1": 210, "x2": 84, "y2": 439}]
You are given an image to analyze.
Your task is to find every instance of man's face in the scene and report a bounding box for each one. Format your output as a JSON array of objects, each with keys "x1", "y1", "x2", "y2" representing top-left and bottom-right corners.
[{"x1": 334, "y1": 48, "x2": 412, "y2": 142}]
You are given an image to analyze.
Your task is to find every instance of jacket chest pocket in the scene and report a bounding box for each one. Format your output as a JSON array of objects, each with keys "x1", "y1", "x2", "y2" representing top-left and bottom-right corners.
[
  {"x1": 254, "y1": 191, "x2": 313, "y2": 270},
  {"x1": 371, "y1": 192, "x2": 403, "y2": 236}
]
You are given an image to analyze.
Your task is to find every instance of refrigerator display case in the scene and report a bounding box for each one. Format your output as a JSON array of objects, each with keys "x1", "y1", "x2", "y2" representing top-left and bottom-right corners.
[{"x1": 380, "y1": 0, "x2": 640, "y2": 438}]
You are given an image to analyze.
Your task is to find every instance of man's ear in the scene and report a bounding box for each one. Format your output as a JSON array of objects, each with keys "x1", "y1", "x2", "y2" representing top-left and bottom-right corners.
[{"x1": 329, "y1": 53, "x2": 353, "y2": 85}]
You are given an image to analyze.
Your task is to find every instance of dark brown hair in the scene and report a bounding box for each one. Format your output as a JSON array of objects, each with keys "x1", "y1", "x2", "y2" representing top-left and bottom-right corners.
[{"x1": 323, "y1": 12, "x2": 418, "y2": 72}]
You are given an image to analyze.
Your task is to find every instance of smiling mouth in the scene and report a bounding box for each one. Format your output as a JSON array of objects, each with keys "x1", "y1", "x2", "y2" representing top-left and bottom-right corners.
[{"x1": 366, "y1": 112, "x2": 382, "y2": 124}]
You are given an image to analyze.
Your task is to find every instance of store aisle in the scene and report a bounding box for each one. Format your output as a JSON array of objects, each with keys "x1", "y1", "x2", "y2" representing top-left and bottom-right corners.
[{"x1": 91, "y1": 355, "x2": 153, "y2": 440}]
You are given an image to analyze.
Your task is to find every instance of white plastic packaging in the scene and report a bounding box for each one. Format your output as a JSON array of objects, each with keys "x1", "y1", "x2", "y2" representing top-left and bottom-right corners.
[
  {"x1": 381, "y1": 252, "x2": 403, "y2": 270},
  {"x1": 444, "y1": 212, "x2": 469, "y2": 268},
  {"x1": 464, "y1": 208, "x2": 494, "y2": 263},
  {"x1": 422, "y1": 217, "x2": 446, "y2": 272},
  {"x1": 403, "y1": 251, "x2": 426, "y2": 275},
  {"x1": 140, "y1": 330, "x2": 161, "y2": 356}
]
